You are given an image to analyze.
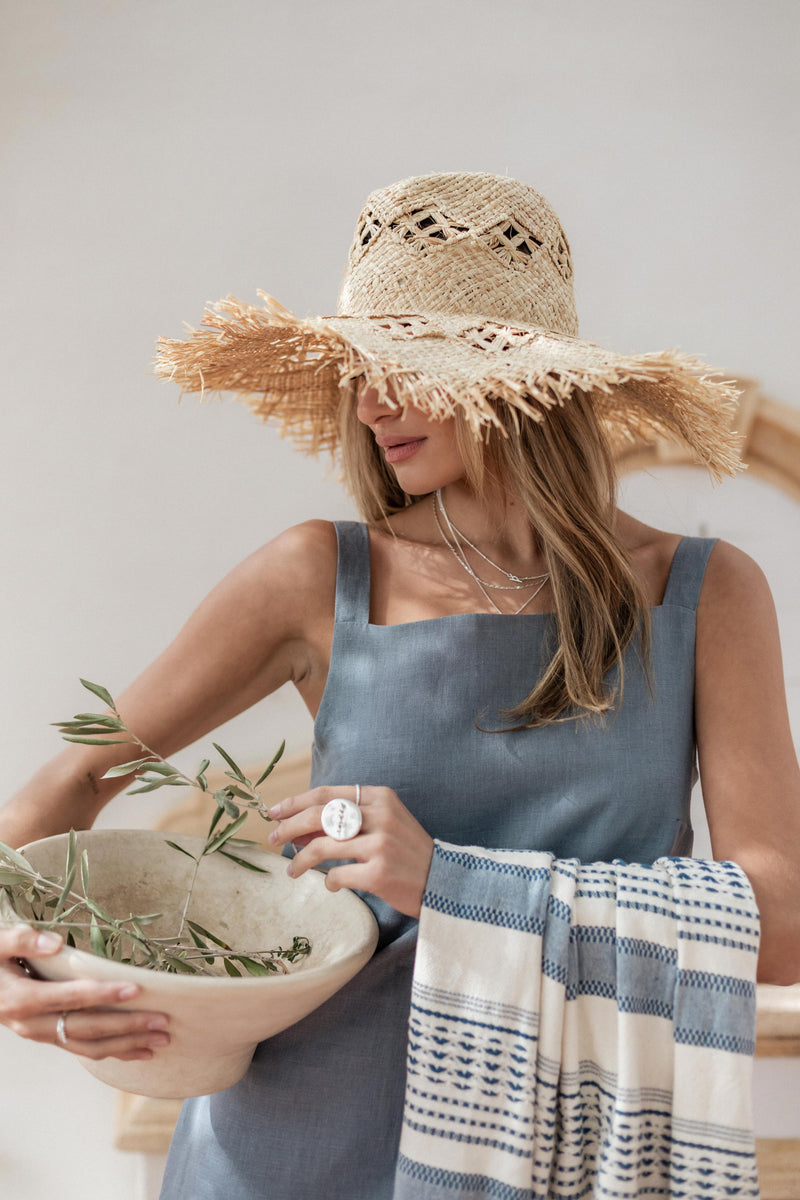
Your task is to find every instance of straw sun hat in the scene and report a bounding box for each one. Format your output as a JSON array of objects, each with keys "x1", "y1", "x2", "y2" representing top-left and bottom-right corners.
[{"x1": 155, "y1": 171, "x2": 742, "y2": 478}]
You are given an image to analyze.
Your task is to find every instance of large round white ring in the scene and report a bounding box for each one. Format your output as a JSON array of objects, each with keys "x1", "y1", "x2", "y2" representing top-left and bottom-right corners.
[{"x1": 321, "y1": 798, "x2": 363, "y2": 841}]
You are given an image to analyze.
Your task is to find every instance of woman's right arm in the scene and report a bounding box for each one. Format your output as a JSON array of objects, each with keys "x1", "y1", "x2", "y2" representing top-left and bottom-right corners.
[
  {"x1": 0, "y1": 520, "x2": 336, "y2": 846},
  {"x1": 0, "y1": 519, "x2": 338, "y2": 1058}
]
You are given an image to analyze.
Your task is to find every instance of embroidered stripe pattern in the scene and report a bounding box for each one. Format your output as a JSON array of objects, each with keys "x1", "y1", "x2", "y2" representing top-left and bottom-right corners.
[{"x1": 394, "y1": 845, "x2": 760, "y2": 1199}]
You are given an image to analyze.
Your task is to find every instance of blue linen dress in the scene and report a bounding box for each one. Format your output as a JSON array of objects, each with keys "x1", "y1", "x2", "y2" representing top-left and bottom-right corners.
[{"x1": 160, "y1": 522, "x2": 717, "y2": 1200}]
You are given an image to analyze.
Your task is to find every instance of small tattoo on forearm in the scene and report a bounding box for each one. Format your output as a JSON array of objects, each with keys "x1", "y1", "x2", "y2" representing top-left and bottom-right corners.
[{"x1": 86, "y1": 770, "x2": 100, "y2": 796}]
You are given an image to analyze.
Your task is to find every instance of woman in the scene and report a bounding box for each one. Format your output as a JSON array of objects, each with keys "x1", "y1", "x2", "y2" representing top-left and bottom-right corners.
[{"x1": 1, "y1": 173, "x2": 798, "y2": 1198}]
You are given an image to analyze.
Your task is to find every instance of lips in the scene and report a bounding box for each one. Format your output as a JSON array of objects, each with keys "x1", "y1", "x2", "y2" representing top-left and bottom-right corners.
[{"x1": 379, "y1": 437, "x2": 427, "y2": 464}]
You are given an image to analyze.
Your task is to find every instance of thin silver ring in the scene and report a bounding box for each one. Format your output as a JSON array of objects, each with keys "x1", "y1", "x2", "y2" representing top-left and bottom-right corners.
[
  {"x1": 355, "y1": 784, "x2": 361, "y2": 807},
  {"x1": 56, "y1": 1011, "x2": 69, "y2": 1047}
]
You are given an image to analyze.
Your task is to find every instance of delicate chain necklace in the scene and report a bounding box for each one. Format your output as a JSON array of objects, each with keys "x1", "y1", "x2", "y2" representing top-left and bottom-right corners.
[
  {"x1": 434, "y1": 489, "x2": 548, "y2": 584},
  {"x1": 432, "y1": 492, "x2": 550, "y2": 616},
  {"x1": 433, "y1": 501, "x2": 535, "y2": 591},
  {"x1": 433, "y1": 498, "x2": 532, "y2": 591}
]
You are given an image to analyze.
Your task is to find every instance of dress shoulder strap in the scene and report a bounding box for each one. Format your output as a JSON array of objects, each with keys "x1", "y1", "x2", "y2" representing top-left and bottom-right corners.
[
  {"x1": 332, "y1": 521, "x2": 371, "y2": 624},
  {"x1": 660, "y1": 536, "x2": 719, "y2": 611}
]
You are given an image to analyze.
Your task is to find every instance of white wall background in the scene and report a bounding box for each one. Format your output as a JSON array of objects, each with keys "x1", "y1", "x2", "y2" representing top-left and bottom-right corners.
[{"x1": 0, "y1": 2, "x2": 798, "y2": 1197}]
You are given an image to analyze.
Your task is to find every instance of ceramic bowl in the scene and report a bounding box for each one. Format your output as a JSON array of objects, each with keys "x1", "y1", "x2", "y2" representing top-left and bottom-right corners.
[{"x1": 17, "y1": 829, "x2": 378, "y2": 1098}]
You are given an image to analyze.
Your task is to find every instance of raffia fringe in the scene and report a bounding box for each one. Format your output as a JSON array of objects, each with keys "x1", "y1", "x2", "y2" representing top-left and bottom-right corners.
[{"x1": 155, "y1": 293, "x2": 744, "y2": 481}]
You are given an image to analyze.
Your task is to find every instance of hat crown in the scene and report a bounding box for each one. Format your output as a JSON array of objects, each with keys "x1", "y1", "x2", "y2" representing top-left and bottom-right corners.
[{"x1": 337, "y1": 172, "x2": 579, "y2": 336}]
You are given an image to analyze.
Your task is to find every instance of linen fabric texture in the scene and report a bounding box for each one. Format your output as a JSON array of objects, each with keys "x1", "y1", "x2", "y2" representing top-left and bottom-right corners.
[
  {"x1": 160, "y1": 523, "x2": 723, "y2": 1200},
  {"x1": 396, "y1": 846, "x2": 759, "y2": 1199}
]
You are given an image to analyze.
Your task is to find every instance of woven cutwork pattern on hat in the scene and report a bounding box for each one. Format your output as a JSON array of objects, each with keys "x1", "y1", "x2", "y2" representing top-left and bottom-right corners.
[
  {"x1": 355, "y1": 202, "x2": 571, "y2": 281},
  {"x1": 339, "y1": 173, "x2": 579, "y2": 333}
]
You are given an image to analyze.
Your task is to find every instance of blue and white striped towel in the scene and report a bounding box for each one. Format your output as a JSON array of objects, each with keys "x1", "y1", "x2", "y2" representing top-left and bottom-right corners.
[{"x1": 395, "y1": 844, "x2": 761, "y2": 1199}]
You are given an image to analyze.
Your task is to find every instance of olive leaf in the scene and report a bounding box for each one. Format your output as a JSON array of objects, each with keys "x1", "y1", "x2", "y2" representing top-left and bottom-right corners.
[
  {"x1": 218, "y1": 850, "x2": 271, "y2": 874},
  {"x1": 79, "y1": 679, "x2": 115, "y2": 708},
  {"x1": 165, "y1": 840, "x2": 196, "y2": 861},
  {"x1": 203, "y1": 813, "x2": 248, "y2": 856},
  {"x1": 80, "y1": 849, "x2": 90, "y2": 896},
  {"x1": 254, "y1": 740, "x2": 286, "y2": 787},
  {"x1": 0, "y1": 844, "x2": 32, "y2": 871},
  {"x1": 102, "y1": 758, "x2": 157, "y2": 779}
]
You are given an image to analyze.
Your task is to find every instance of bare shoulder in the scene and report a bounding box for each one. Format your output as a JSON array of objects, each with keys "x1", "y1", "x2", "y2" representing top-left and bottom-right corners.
[
  {"x1": 698, "y1": 538, "x2": 774, "y2": 616},
  {"x1": 695, "y1": 538, "x2": 783, "y2": 679},
  {"x1": 614, "y1": 510, "x2": 778, "y2": 629},
  {"x1": 162, "y1": 519, "x2": 339, "y2": 681},
  {"x1": 247, "y1": 518, "x2": 338, "y2": 573},
  {"x1": 225, "y1": 519, "x2": 338, "y2": 624},
  {"x1": 699, "y1": 538, "x2": 779, "y2": 645},
  {"x1": 84, "y1": 521, "x2": 341, "y2": 763}
]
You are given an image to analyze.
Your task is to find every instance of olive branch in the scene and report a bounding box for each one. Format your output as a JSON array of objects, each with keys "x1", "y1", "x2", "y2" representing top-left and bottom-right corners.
[{"x1": 0, "y1": 680, "x2": 311, "y2": 977}]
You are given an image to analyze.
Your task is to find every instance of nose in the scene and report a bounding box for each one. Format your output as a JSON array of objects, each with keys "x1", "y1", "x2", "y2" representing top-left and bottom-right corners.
[{"x1": 355, "y1": 382, "x2": 400, "y2": 426}]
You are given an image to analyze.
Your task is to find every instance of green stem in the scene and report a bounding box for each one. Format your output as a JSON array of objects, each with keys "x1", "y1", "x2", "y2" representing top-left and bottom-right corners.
[
  {"x1": 113, "y1": 707, "x2": 267, "y2": 810},
  {"x1": 175, "y1": 853, "x2": 203, "y2": 941}
]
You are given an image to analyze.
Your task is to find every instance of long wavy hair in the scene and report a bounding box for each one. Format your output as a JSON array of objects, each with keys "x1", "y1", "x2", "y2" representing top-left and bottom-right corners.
[{"x1": 338, "y1": 385, "x2": 653, "y2": 729}]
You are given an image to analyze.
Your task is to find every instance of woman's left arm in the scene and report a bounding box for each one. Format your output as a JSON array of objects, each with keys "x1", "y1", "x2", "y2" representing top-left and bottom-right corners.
[{"x1": 695, "y1": 540, "x2": 800, "y2": 984}]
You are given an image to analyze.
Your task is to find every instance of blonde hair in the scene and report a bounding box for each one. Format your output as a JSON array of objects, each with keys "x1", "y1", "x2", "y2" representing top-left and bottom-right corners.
[{"x1": 338, "y1": 386, "x2": 653, "y2": 729}]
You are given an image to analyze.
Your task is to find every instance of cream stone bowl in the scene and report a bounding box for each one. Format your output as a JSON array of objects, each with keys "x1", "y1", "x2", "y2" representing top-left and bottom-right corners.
[{"x1": 17, "y1": 830, "x2": 379, "y2": 1099}]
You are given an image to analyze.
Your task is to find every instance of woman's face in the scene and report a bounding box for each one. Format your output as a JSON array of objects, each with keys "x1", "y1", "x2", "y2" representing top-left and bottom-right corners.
[{"x1": 355, "y1": 382, "x2": 467, "y2": 496}]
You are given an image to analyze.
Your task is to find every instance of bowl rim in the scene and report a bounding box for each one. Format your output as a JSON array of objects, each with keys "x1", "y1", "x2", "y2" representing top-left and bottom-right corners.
[{"x1": 16, "y1": 828, "x2": 379, "y2": 990}]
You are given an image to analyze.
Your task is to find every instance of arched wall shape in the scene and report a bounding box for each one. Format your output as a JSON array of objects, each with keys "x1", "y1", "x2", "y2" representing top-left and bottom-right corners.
[{"x1": 615, "y1": 378, "x2": 800, "y2": 504}]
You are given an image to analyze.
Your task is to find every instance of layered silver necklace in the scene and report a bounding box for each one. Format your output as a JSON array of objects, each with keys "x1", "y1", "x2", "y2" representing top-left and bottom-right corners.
[{"x1": 433, "y1": 490, "x2": 550, "y2": 615}]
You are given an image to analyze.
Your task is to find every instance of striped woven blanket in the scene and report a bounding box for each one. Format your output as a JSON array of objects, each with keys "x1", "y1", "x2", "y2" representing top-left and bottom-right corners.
[{"x1": 395, "y1": 844, "x2": 761, "y2": 1199}]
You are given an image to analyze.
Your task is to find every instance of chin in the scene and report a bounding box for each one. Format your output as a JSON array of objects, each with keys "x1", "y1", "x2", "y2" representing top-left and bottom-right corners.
[
  {"x1": 391, "y1": 481, "x2": 430, "y2": 500},
  {"x1": 390, "y1": 466, "x2": 465, "y2": 497}
]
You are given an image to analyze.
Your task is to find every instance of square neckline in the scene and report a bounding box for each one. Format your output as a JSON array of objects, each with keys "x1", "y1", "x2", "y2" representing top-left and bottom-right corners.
[{"x1": 363, "y1": 528, "x2": 688, "y2": 629}]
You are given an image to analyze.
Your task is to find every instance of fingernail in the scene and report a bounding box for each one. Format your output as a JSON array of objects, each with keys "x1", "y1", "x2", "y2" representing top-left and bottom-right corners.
[
  {"x1": 36, "y1": 932, "x2": 62, "y2": 951},
  {"x1": 117, "y1": 985, "x2": 140, "y2": 1000},
  {"x1": 148, "y1": 1033, "x2": 170, "y2": 1048},
  {"x1": 286, "y1": 861, "x2": 295, "y2": 877},
  {"x1": 268, "y1": 802, "x2": 283, "y2": 819},
  {"x1": 147, "y1": 1016, "x2": 169, "y2": 1031},
  {"x1": 135, "y1": 1049, "x2": 154, "y2": 1060}
]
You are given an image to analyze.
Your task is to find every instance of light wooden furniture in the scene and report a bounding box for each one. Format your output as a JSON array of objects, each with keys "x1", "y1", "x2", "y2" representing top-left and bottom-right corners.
[
  {"x1": 615, "y1": 376, "x2": 800, "y2": 502},
  {"x1": 756, "y1": 988, "x2": 800, "y2": 1195}
]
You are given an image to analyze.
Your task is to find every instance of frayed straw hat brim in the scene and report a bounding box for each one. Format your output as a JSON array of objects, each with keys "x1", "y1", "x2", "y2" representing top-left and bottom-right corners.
[{"x1": 155, "y1": 291, "x2": 743, "y2": 481}]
